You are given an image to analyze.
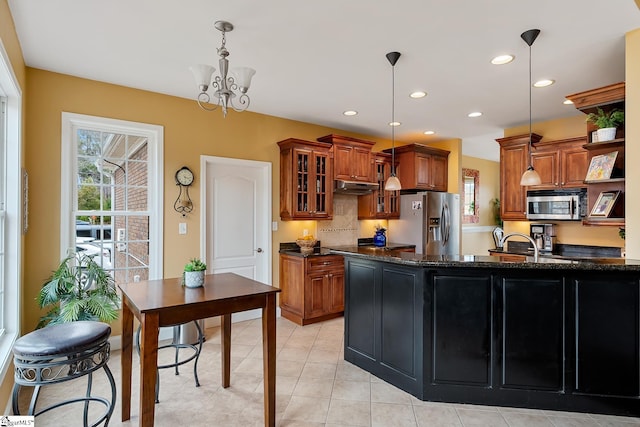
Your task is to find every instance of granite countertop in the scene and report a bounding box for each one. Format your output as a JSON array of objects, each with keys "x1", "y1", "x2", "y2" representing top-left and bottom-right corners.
[
  {"x1": 327, "y1": 246, "x2": 640, "y2": 271},
  {"x1": 279, "y1": 241, "x2": 415, "y2": 258}
]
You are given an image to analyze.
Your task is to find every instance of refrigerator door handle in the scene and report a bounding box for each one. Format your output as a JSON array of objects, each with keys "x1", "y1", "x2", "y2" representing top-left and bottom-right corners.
[{"x1": 442, "y1": 203, "x2": 449, "y2": 245}]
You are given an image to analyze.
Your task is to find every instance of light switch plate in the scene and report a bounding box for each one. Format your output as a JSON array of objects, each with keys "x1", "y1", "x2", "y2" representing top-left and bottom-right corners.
[{"x1": 179, "y1": 223, "x2": 187, "y2": 234}]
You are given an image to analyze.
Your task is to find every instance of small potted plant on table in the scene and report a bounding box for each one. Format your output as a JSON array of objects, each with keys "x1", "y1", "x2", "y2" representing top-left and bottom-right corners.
[
  {"x1": 183, "y1": 258, "x2": 207, "y2": 288},
  {"x1": 585, "y1": 107, "x2": 624, "y2": 142}
]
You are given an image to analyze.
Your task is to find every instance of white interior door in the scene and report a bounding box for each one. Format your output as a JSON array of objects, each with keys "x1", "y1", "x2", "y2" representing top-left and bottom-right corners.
[{"x1": 202, "y1": 156, "x2": 272, "y2": 323}]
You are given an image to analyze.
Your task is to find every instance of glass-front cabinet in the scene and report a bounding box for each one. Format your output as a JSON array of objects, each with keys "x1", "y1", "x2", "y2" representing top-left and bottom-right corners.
[
  {"x1": 278, "y1": 138, "x2": 333, "y2": 220},
  {"x1": 358, "y1": 152, "x2": 399, "y2": 219}
]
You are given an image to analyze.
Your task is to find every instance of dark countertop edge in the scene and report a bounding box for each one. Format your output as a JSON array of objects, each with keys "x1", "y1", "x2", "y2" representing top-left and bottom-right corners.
[
  {"x1": 279, "y1": 242, "x2": 415, "y2": 258},
  {"x1": 328, "y1": 248, "x2": 640, "y2": 271}
]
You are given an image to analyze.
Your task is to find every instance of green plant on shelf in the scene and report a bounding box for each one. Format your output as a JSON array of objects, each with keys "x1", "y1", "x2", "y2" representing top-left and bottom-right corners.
[{"x1": 585, "y1": 108, "x2": 624, "y2": 129}]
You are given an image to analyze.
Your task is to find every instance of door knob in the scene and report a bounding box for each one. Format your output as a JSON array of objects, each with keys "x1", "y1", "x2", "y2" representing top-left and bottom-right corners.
[{"x1": 255, "y1": 248, "x2": 263, "y2": 253}]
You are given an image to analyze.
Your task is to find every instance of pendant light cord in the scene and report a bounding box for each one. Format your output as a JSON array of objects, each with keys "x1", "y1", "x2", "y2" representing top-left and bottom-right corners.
[
  {"x1": 528, "y1": 42, "x2": 533, "y2": 168},
  {"x1": 391, "y1": 61, "x2": 396, "y2": 175}
]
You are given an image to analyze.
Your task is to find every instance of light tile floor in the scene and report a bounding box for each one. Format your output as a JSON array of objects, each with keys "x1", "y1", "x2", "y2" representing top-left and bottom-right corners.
[{"x1": 13, "y1": 316, "x2": 640, "y2": 426}]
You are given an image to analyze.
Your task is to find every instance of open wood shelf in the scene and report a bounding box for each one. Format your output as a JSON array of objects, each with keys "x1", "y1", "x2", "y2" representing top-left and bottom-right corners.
[
  {"x1": 582, "y1": 139, "x2": 625, "y2": 150},
  {"x1": 584, "y1": 178, "x2": 625, "y2": 184},
  {"x1": 582, "y1": 217, "x2": 625, "y2": 227}
]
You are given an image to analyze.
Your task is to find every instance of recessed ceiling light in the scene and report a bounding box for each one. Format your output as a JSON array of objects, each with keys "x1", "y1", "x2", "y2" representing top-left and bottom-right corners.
[
  {"x1": 533, "y1": 79, "x2": 555, "y2": 88},
  {"x1": 563, "y1": 99, "x2": 574, "y2": 105},
  {"x1": 467, "y1": 112, "x2": 482, "y2": 118},
  {"x1": 491, "y1": 54, "x2": 514, "y2": 65},
  {"x1": 423, "y1": 130, "x2": 435, "y2": 135},
  {"x1": 343, "y1": 110, "x2": 358, "y2": 116},
  {"x1": 410, "y1": 91, "x2": 427, "y2": 99},
  {"x1": 389, "y1": 121, "x2": 401, "y2": 127}
]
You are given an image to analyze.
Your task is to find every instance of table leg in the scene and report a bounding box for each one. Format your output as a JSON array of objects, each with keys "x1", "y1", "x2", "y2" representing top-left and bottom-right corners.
[
  {"x1": 222, "y1": 314, "x2": 231, "y2": 388},
  {"x1": 139, "y1": 312, "x2": 159, "y2": 427},
  {"x1": 262, "y1": 293, "x2": 276, "y2": 427},
  {"x1": 120, "y1": 300, "x2": 134, "y2": 422}
]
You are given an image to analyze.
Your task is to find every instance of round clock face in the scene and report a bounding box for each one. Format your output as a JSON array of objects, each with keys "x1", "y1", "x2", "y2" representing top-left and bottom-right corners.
[{"x1": 175, "y1": 167, "x2": 194, "y2": 186}]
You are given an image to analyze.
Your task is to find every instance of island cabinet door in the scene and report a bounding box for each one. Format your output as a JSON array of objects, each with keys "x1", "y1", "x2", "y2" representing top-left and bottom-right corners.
[
  {"x1": 573, "y1": 274, "x2": 640, "y2": 397},
  {"x1": 344, "y1": 257, "x2": 426, "y2": 397},
  {"x1": 428, "y1": 271, "x2": 493, "y2": 388},
  {"x1": 497, "y1": 275, "x2": 565, "y2": 391}
]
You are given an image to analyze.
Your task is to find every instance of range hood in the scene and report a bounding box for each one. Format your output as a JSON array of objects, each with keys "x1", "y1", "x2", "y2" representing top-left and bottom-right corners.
[{"x1": 334, "y1": 179, "x2": 379, "y2": 195}]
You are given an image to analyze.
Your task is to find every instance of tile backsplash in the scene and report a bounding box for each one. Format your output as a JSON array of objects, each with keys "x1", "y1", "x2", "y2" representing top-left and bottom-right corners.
[{"x1": 317, "y1": 194, "x2": 358, "y2": 246}]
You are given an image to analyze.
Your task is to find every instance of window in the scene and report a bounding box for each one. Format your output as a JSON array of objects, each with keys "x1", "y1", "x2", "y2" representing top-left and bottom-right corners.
[
  {"x1": 0, "y1": 41, "x2": 23, "y2": 379},
  {"x1": 61, "y1": 114, "x2": 164, "y2": 285}
]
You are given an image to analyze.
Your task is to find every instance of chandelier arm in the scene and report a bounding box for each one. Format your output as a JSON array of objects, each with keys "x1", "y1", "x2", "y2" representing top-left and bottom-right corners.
[
  {"x1": 196, "y1": 93, "x2": 220, "y2": 112},
  {"x1": 230, "y1": 93, "x2": 251, "y2": 112}
]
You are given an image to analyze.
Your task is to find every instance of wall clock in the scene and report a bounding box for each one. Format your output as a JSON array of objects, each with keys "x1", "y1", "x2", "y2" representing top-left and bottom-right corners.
[{"x1": 174, "y1": 166, "x2": 194, "y2": 216}]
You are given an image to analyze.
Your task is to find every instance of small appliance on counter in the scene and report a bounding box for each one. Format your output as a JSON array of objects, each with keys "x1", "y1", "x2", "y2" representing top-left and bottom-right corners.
[{"x1": 530, "y1": 223, "x2": 556, "y2": 253}]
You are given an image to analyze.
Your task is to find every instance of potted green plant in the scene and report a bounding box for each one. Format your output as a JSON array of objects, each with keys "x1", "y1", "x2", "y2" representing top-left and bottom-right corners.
[
  {"x1": 183, "y1": 258, "x2": 207, "y2": 288},
  {"x1": 37, "y1": 252, "x2": 119, "y2": 328},
  {"x1": 585, "y1": 108, "x2": 624, "y2": 142}
]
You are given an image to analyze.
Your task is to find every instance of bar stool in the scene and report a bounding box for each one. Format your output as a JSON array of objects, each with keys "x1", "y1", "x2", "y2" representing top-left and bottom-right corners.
[
  {"x1": 134, "y1": 320, "x2": 204, "y2": 403},
  {"x1": 11, "y1": 321, "x2": 116, "y2": 427}
]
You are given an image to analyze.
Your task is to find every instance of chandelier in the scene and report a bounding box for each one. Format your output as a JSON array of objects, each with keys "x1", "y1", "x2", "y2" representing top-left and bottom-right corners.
[{"x1": 189, "y1": 20, "x2": 256, "y2": 118}]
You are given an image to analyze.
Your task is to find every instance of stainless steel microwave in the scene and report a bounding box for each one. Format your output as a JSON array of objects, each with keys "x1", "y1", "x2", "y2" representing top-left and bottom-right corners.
[{"x1": 526, "y1": 189, "x2": 587, "y2": 221}]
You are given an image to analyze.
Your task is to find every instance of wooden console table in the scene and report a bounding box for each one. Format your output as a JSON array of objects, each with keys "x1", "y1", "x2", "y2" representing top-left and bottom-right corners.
[{"x1": 119, "y1": 273, "x2": 280, "y2": 427}]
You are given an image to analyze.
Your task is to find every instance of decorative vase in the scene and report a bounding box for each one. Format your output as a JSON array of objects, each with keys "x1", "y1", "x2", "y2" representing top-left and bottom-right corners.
[
  {"x1": 184, "y1": 270, "x2": 205, "y2": 288},
  {"x1": 373, "y1": 230, "x2": 386, "y2": 247},
  {"x1": 596, "y1": 127, "x2": 616, "y2": 142}
]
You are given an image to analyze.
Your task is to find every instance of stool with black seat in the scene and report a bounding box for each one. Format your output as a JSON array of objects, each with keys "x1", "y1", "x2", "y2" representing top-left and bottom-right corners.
[
  {"x1": 11, "y1": 321, "x2": 116, "y2": 427},
  {"x1": 134, "y1": 320, "x2": 204, "y2": 403}
]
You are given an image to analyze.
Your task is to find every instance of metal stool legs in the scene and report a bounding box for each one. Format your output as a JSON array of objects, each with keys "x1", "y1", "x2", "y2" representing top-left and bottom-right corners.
[{"x1": 134, "y1": 320, "x2": 204, "y2": 403}]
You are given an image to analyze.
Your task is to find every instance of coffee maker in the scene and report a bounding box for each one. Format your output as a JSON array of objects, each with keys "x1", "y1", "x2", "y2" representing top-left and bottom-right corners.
[{"x1": 530, "y1": 223, "x2": 556, "y2": 253}]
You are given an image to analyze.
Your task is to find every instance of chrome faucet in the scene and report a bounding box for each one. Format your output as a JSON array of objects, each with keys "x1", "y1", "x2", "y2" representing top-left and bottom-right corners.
[{"x1": 499, "y1": 232, "x2": 539, "y2": 262}]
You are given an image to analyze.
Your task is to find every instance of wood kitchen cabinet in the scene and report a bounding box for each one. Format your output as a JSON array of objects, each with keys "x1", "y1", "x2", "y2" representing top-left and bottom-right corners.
[
  {"x1": 383, "y1": 143, "x2": 450, "y2": 191},
  {"x1": 278, "y1": 138, "x2": 333, "y2": 220},
  {"x1": 530, "y1": 137, "x2": 588, "y2": 189},
  {"x1": 358, "y1": 152, "x2": 400, "y2": 219},
  {"x1": 496, "y1": 133, "x2": 542, "y2": 221},
  {"x1": 279, "y1": 254, "x2": 344, "y2": 325},
  {"x1": 317, "y1": 134, "x2": 375, "y2": 182},
  {"x1": 565, "y1": 82, "x2": 625, "y2": 227}
]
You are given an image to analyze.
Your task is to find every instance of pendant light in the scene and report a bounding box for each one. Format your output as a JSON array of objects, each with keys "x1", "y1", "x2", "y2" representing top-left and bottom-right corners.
[
  {"x1": 385, "y1": 51, "x2": 402, "y2": 191},
  {"x1": 519, "y1": 29, "x2": 542, "y2": 186}
]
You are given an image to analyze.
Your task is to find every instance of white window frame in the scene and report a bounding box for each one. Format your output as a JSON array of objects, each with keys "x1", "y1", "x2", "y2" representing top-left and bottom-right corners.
[
  {"x1": 60, "y1": 113, "x2": 164, "y2": 280},
  {"x1": 0, "y1": 39, "x2": 23, "y2": 380}
]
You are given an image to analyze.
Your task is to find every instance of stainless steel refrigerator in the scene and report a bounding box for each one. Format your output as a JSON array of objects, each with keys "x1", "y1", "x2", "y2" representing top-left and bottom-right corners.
[{"x1": 389, "y1": 192, "x2": 460, "y2": 255}]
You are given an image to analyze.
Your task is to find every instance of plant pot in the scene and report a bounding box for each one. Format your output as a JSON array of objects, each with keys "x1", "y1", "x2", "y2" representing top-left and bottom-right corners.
[
  {"x1": 184, "y1": 270, "x2": 205, "y2": 288},
  {"x1": 596, "y1": 127, "x2": 616, "y2": 142}
]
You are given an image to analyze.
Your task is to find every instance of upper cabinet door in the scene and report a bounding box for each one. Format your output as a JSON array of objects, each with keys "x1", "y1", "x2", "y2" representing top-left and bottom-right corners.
[
  {"x1": 496, "y1": 134, "x2": 541, "y2": 221},
  {"x1": 317, "y1": 134, "x2": 375, "y2": 182},
  {"x1": 278, "y1": 138, "x2": 333, "y2": 220}
]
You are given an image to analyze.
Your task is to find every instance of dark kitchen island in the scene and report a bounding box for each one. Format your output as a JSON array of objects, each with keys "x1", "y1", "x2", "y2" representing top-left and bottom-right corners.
[{"x1": 328, "y1": 246, "x2": 640, "y2": 417}]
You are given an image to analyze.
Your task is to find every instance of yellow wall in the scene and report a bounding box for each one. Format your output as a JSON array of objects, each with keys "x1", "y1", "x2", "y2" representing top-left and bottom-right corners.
[
  {"x1": 502, "y1": 115, "x2": 624, "y2": 248},
  {"x1": 461, "y1": 156, "x2": 500, "y2": 255},
  {"x1": 626, "y1": 28, "x2": 640, "y2": 258}
]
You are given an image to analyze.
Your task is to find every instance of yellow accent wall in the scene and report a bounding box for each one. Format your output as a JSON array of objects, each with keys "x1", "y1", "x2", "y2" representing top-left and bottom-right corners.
[
  {"x1": 626, "y1": 28, "x2": 640, "y2": 257},
  {"x1": 461, "y1": 156, "x2": 500, "y2": 255}
]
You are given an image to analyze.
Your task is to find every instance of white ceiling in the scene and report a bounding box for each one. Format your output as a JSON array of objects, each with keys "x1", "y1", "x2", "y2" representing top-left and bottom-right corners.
[{"x1": 7, "y1": 1, "x2": 640, "y2": 161}]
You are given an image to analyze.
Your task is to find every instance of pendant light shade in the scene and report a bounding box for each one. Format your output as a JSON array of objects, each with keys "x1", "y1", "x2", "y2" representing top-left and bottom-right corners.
[
  {"x1": 385, "y1": 51, "x2": 402, "y2": 192},
  {"x1": 520, "y1": 166, "x2": 542, "y2": 186},
  {"x1": 520, "y1": 29, "x2": 542, "y2": 186}
]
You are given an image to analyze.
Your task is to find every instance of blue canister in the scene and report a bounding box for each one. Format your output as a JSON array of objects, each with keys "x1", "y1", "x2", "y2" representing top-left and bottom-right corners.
[{"x1": 373, "y1": 230, "x2": 387, "y2": 247}]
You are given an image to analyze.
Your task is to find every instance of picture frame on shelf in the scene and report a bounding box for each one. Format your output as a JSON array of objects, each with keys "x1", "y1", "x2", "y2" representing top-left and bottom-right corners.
[
  {"x1": 590, "y1": 190, "x2": 621, "y2": 217},
  {"x1": 585, "y1": 151, "x2": 618, "y2": 182}
]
